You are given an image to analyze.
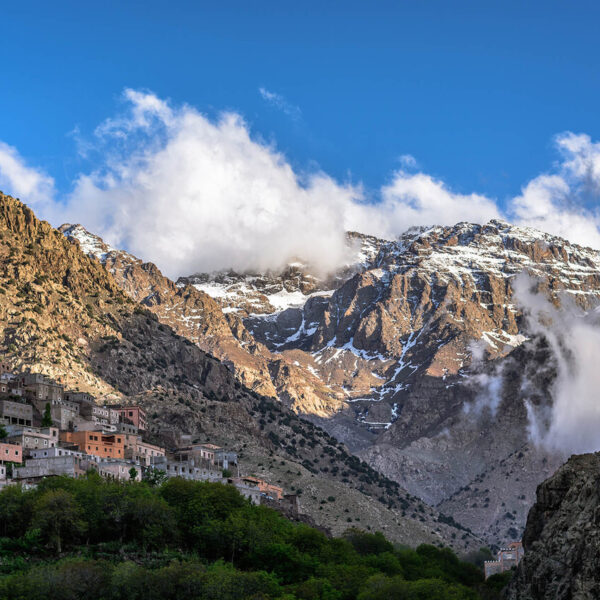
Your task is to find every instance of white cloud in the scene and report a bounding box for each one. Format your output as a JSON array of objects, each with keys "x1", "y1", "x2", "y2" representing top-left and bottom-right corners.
[
  {"x1": 398, "y1": 154, "x2": 418, "y2": 169},
  {"x1": 373, "y1": 171, "x2": 501, "y2": 234},
  {"x1": 514, "y1": 274, "x2": 600, "y2": 455},
  {"x1": 259, "y1": 87, "x2": 301, "y2": 120},
  {"x1": 0, "y1": 141, "x2": 55, "y2": 210},
  {"x1": 3, "y1": 89, "x2": 600, "y2": 279},
  {"x1": 63, "y1": 90, "x2": 360, "y2": 277},
  {"x1": 509, "y1": 132, "x2": 600, "y2": 249}
]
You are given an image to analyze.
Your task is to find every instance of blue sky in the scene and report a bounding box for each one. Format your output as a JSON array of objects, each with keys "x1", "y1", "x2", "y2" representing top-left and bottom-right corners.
[
  {"x1": 3, "y1": 0, "x2": 599, "y2": 198},
  {"x1": 2, "y1": 1, "x2": 600, "y2": 275}
]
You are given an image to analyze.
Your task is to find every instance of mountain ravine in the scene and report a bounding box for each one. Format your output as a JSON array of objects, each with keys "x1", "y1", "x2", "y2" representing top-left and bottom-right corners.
[{"x1": 62, "y1": 218, "x2": 599, "y2": 546}]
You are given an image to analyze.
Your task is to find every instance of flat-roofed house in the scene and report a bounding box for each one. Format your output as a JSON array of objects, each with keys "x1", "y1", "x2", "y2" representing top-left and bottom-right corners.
[
  {"x1": 0, "y1": 399, "x2": 33, "y2": 427},
  {"x1": 0, "y1": 441, "x2": 22, "y2": 464},
  {"x1": 7, "y1": 426, "x2": 59, "y2": 454},
  {"x1": 60, "y1": 431, "x2": 125, "y2": 460},
  {"x1": 114, "y1": 405, "x2": 147, "y2": 431}
]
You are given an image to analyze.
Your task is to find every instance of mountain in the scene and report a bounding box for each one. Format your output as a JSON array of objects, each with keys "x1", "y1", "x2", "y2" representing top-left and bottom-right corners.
[
  {"x1": 506, "y1": 452, "x2": 600, "y2": 599},
  {"x1": 0, "y1": 194, "x2": 478, "y2": 549},
  {"x1": 169, "y1": 220, "x2": 600, "y2": 545},
  {"x1": 62, "y1": 213, "x2": 600, "y2": 546}
]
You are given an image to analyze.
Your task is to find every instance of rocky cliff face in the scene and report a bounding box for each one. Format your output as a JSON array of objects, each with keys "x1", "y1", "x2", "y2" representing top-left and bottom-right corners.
[
  {"x1": 506, "y1": 452, "x2": 600, "y2": 600},
  {"x1": 0, "y1": 196, "x2": 478, "y2": 549}
]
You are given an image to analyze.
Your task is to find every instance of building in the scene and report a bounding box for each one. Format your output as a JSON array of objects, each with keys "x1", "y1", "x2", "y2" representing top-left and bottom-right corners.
[
  {"x1": 116, "y1": 421, "x2": 138, "y2": 435},
  {"x1": 114, "y1": 406, "x2": 147, "y2": 431},
  {"x1": 214, "y1": 448, "x2": 238, "y2": 469},
  {"x1": 13, "y1": 455, "x2": 84, "y2": 481},
  {"x1": 173, "y1": 444, "x2": 218, "y2": 468},
  {"x1": 0, "y1": 399, "x2": 33, "y2": 427},
  {"x1": 64, "y1": 391, "x2": 95, "y2": 404},
  {"x1": 484, "y1": 542, "x2": 525, "y2": 579},
  {"x1": 234, "y1": 476, "x2": 284, "y2": 501},
  {"x1": 29, "y1": 446, "x2": 85, "y2": 461},
  {"x1": 122, "y1": 435, "x2": 165, "y2": 466},
  {"x1": 6, "y1": 426, "x2": 59, "y2": 453},
  {"x1": 151, "y1": 455, "x2": 223, "y2": 482},
  {"x1": 20, "y1": 373, "x2": 64, "y2": 404},
  {"x1": 60, "y1": 431, "x2": 125, "y2": 460},
  {"x1": 73, "y1": 420, "x2": 117, "y2": 433},
  {"x1": 84, "y1": 459, "x2": 141, "y2": 482},
  {"x1": 47, "y1": 402, "x2": 80, "y2": 430},
  {"x1": 0, "y1": 441, "x2": 22, "y2": 464},
  {"x1": 229, "y1": 477, "x2": 262, "y2": 504},
  {"x1": 74, "y1": 399, "x2": 119, "y2": 427}
]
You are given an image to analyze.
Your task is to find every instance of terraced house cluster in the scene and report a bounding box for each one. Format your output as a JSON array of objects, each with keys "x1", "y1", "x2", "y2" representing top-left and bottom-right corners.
[{"x1": 0, "y1": 364, "x2": 295, "y2": 509}]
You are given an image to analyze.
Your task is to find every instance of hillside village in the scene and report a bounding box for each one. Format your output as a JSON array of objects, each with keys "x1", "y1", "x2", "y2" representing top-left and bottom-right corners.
[{"x1": 0, "y1": 361, "x2": 298, "y2": 513}]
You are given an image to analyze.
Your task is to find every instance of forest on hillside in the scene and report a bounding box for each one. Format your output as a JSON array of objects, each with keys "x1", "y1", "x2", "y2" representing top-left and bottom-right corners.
[{"x1": 0, "y1": 475, "x2": 510, "y2": 599}]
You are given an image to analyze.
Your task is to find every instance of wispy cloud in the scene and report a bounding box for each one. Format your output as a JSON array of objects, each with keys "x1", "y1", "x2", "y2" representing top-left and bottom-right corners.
[
  {"x1": 259, "y1": 87, "x2": 301, "y2": 121},
  {"x1": 398, "y1": 154, "x2": 418, "y2": 169},
  {"x1": 514, "y1": 273, "x2": 600, "y2": 455}
]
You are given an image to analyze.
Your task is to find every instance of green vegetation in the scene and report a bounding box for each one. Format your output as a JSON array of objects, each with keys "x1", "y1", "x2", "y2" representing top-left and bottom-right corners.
[
  {"x1": 0, "y1": 475, "x2": 508, "y2": 599},
  {"x1": 41, "y1": 402, "x2": 53, "y2": 427}
]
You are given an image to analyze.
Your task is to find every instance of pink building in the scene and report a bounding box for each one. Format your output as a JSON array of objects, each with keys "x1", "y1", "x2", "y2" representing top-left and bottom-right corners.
[
  {"x1": 0, "y1": 442, "x2": 22, "y2": 464},
  {"x1": 114, "y1": 406, "x2": 147, "y2": 431}
]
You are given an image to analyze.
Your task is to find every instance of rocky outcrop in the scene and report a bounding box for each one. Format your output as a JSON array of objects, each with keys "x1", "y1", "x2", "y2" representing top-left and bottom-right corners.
[{"x1": 506, "y1": 452, "x2": 600, "y2": 599}]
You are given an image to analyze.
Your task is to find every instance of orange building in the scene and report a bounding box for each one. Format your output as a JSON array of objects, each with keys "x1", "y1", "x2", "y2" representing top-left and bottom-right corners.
[
  {"x1": 238, "y1": 476, "x2": 283, "y2": 500},
  {"x1": 60, "y1": 431, "x2": 125, "y2": 459}
]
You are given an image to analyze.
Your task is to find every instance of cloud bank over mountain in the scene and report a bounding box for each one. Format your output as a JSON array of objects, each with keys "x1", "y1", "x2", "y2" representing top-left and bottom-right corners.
[{"x1": 1, "y1": 89, "x2": 600, "y2": 277}]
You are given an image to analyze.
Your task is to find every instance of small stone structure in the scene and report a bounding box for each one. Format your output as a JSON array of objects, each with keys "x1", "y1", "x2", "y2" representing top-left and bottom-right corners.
[{"x1": 484, "y1": 541, "x2": 524, "y2": 579}]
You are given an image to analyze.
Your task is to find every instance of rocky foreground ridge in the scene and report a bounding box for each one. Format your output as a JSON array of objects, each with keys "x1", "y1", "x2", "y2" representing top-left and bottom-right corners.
[
  {"x1": 506, "y1": 452, "x2": 600, "y2": 599},
  {"x1": 0, "y1": 192, "x2": 479, "y2": 549},
  {"x1": 63, "y1": 217, "x2": 600, "y2": 546}
]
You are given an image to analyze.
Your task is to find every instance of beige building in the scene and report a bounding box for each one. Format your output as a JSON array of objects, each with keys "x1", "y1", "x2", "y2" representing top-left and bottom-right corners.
[
  {"x1": 7, "y1": 426, "x2": 59, "y2": 454},
  {"x1": 84, "y1": 458, "x2": 141, "y2": 481},
  {"x1": 0, "y1": 399, "x2": 33, "y2": 427},
  {"x1": 124, "y1": 438, "x2": 165, "y2": 467},
  {"x1": 20, "y1": 373, "x2": 64, "y2": 404},
  {"x1": 13, "y1": 455, "x2": 84, "y2": 481}
]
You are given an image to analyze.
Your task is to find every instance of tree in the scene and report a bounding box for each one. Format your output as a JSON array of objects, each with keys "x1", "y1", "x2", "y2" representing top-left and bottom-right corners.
[
  {"x1": 0, "y1": 423, "x2": 7, "y2": 440},
  {"x1": 144, "y1": 467, "x2": 167, "y2": 486},
  {"x1": 41, "y1": 402, "x2": 53, "y2": 427},
  {"x1": 129, "y1": 467, "x2": 138, "y2": 481},
  {"x1": 32, "y1": 489, "x2": 86, "y2": 554}
]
